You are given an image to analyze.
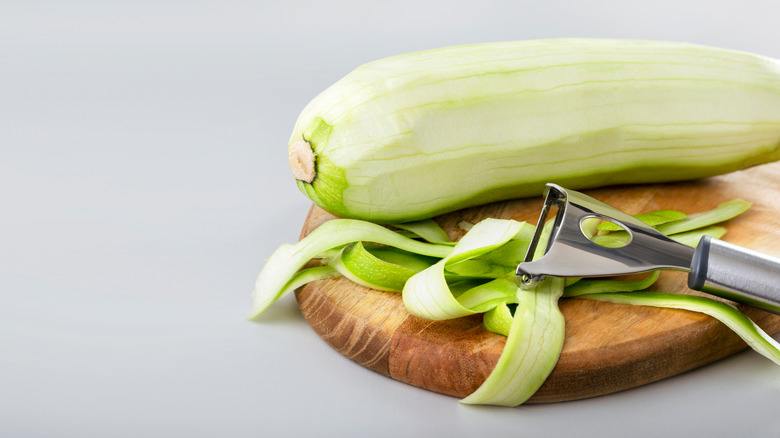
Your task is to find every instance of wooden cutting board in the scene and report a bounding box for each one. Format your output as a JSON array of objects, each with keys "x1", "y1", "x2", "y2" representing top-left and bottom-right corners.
[{"x1": 294, "y1": 161, "x2": 780, "y2": 403}]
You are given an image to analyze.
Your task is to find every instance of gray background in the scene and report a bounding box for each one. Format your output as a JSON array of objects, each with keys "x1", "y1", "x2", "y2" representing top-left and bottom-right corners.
[{"x1": 3, "y1": 0, "x2": 780, "y2": 436}]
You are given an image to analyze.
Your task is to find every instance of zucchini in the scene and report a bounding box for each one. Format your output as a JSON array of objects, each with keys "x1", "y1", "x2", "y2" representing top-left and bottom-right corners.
[{"x1": 287, "y1": 39, "x2": 780, "y2": 223}]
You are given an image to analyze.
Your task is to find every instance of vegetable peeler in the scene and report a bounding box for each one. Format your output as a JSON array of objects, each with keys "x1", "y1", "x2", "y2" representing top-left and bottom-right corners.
[{"x1": 516, "y1": 184, "x2": 780, "y2": 315}]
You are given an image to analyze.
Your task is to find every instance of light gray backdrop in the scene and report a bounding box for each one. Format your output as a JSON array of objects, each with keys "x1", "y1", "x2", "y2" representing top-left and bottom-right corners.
[{"x1": 3, "y1": 1, "x2": 780, "y2": 436}]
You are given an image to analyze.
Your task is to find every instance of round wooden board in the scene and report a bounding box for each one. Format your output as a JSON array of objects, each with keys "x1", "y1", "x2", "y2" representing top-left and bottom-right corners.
[{"x1": 295, "y1": 162, "x2": 780, "y2": 403}]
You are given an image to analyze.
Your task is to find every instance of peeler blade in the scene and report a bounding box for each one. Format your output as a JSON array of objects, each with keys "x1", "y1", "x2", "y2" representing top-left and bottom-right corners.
[{"x1": 515, "y1": 184, "x2": 695, "y2": 289}]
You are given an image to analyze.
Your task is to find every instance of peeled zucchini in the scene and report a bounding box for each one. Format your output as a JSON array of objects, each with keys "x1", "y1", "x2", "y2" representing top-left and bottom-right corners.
[{"x1": 287, "y1": 39, "x2": 780, "y2": 223}]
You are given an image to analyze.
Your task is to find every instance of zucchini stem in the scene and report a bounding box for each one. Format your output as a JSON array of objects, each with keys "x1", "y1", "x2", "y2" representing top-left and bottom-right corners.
[{"x1": 289, "y1": 139, "x2": 316, "y2": 183}]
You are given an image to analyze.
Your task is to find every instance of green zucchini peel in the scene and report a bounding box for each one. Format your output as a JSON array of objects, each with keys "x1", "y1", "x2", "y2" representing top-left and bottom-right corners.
[
  {"x1": 564, "y1": 271, "x2": 661, "y2": 297},
  {"x1": 581, "y1": 291, "x2": 780, "y2": 366},
  {"x1": 597, "y1": 209, "x2": 687, "y2": 232},
  {"x1": 402, "y1": 218, "x2": 526, "y2": 320},
  {"x1": 249, "y1": 219, "x2": 452, "y2": 319},
  {"x1": 249, "y1": 198, "x2": 779, "y2": 407},
  {"x1": 461, "y1": 277, "x2": 565, "y2": 406},
  {"x1": 392, "y1": 219, "x2": 454, "y2": 244},
  {"x1": 330, "y1": 242, "x2": 438, "y2": 292}
]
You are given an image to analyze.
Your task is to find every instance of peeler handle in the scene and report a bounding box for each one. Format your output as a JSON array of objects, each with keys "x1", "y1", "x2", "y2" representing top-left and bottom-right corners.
[{"x1": 689, "y1": 236, "x2": 780, "y2": 315}]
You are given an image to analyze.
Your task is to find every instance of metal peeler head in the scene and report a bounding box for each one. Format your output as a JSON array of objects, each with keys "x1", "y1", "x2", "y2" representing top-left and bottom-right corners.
[{"x1": 515, "y1": 184, "x2": 694, "y2": 289}]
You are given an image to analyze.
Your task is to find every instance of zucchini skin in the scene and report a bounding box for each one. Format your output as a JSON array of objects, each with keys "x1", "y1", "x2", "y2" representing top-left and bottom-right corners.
[{"x1": 288, "y1": 39, "x2": 780, "y2": 223}]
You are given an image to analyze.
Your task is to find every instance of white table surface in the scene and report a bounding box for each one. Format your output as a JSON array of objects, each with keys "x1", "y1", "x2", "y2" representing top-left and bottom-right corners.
[{"x1": 4, "y1": 1, "x2": 780, "y2": 436}]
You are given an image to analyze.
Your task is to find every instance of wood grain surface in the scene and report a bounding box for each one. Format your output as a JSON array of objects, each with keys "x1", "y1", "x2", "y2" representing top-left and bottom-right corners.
[{"x1": 294, "y1": 161, "x2": 780, "y2": 403}]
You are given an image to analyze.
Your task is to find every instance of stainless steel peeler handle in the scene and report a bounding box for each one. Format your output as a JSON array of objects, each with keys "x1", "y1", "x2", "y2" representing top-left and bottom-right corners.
[{"x1": 690, "y1": 236, "x2": 780, "y2": 314}]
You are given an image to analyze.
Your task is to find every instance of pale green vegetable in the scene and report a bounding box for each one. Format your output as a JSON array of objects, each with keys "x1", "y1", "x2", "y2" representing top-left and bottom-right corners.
[{"x1": 288, "y1": 39, "x2": 780, "y2": 222}]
